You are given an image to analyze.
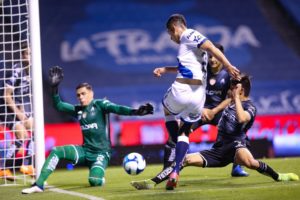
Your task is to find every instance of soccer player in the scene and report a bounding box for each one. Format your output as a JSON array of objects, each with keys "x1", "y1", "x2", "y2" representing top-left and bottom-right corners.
[
  {"x1": 131, "y1": 13, "x2": 239, "y2": 190},
  {"x1": 192, "y1": 43, "x2": 248, "y2": 177},
  {"x1": 131, "y1": 43, "x2": 246, "y2": 190},
  {"x1": 0, "y1": 43, "x2": 34, "y2": 179},
  {"x1": 167, "y1": 74, "x2": 299, "y2": 190},
  {"x1": 21, "y1": 66, "x2": 154, "y2": 194}
]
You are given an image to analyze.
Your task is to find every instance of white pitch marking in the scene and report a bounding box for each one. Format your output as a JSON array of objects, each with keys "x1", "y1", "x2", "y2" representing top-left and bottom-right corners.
[{"x1": 49, "y1": 187, "x2": 105, "y2": 200}]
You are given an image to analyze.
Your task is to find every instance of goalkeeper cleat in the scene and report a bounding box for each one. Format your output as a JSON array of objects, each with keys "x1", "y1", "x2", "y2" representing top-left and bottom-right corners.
[
  {"x1": 166, "y1": 172, "x2": 178, "y2": 190},
  {"x1": 0, "y1": 169, "x2": 15, "y2": 181},
  {"x1": 22, "y1": 183, "x2": 44, "y2": 194},
  {"x1": 20, "y1": 165, "x2": 35, "y2": 176},
  {"x1": 277, "y1": 173, "x2": 299, "y2": 182},
  {"x1": 231, "y1": 165, "x2": 249, "y2": 177},
  {"x1": 131, "y1": 179, "x2": 156, "y2": 190}
]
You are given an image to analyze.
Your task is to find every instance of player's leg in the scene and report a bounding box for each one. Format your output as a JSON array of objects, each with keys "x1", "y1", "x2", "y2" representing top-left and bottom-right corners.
[
  {"x1": 163, "y1": 114, "x2": 178, "y2": 169},
  {"x1": 235, "y1": 148, "x2": 299, "y2": 181},
  {"x1": 88, "y1": 153, "x2": 110, "y2": 187},
  {"x1": 22, "y1": 145, "x2": 86, "y2": 194},
  {"x1": 20, "y1": 117, "x2": 34, "y2": 175},
  {"x1": 166, "y1": 121, "x2": 192, "y2": 190}
]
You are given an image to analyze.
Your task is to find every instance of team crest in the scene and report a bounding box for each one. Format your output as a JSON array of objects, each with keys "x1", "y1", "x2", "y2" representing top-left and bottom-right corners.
[
  {"x1": 82, "y1": 112, "x2": 87, "y2": 119},
  {"x1": 209, "y1": 78, "x2": 216, "y2": 85}
]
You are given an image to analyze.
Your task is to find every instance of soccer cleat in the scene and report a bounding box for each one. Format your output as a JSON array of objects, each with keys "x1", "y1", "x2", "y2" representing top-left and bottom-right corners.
[
  {"x1": 277, "y1": 173, "x2": 299, "y2": 181},
  {"x1": 131, "y1": 179, "x2": 156, "y2": 190},
  {"x1": 166, "y1": 172, "x2": 179, "y2": 190},
  {"x1": 0, "y1": 169, "x2": 15, "y2": 181},
  {"x1": 231, "y1": 165, "x2": 249, "y2": 177},
  {"x1": 22, "y1": 183, "x2": 44, "y2": 194},
  {"x1": 20, "y1": 165, "x2": 35, "y2": 176}
]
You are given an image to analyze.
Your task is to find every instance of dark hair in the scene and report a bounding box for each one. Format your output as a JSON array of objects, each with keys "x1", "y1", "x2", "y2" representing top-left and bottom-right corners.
[
  {"x1": 76, "y1": 82, "x2": 93, "y2": 91},
  {"x1": 230, "y1": 74, "x2": 252, "y2": 97},
  {"x1": 214, "y1": 43, "x2": 224, "y2": 53},
  {"x1": 166, "y1": 14, "x2": 187, "y2": 30}
]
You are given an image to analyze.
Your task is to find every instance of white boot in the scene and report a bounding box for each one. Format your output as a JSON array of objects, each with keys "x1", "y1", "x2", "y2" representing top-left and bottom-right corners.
[{"x1": 22, "y1": 184, "x2": 44, "y2": 194}]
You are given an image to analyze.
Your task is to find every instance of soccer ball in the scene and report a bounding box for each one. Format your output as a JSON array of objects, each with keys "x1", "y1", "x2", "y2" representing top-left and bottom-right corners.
[{"x1": 122, "y1": 152, "x2": 146, "y2": 175}]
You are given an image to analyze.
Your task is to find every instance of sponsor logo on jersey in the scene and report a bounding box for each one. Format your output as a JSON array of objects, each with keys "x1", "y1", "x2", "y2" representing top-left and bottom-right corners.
[{"x1": 81, "y1": 123, "x2": 98, "y2": 130}]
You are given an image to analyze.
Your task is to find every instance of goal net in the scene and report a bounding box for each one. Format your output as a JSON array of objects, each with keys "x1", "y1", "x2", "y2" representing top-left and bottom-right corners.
[{"x1": 0, "y1": 0, "x2": 44, "y2": 185}]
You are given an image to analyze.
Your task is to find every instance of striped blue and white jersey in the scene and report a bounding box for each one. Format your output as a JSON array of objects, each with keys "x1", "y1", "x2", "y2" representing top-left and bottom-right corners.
[{"x1": 176, "y1": 28, "x2": 208, "y2": 83}]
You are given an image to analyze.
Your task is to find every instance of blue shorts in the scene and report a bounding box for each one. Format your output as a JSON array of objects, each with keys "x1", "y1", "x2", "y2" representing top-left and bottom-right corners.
[{"x1": 199, "y1": 136, "x2": 250, "y2": 168}]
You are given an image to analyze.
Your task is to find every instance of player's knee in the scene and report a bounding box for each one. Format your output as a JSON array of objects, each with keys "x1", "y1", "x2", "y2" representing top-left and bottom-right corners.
[
  {"x1": 50, "y1": 147, "x2": 64, "y2": 158},
  {"x1": 89, "y1": 177, "x2": 105, "y2": 187}
]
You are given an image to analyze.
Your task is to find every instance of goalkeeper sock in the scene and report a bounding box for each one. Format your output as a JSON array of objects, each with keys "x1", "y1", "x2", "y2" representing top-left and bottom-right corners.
[
  {"x1": 256, "y1": 160, "x2": 279, "y2": 180},
  {"x1": 36, "y1": 148, "x2": 62, "y2": 186}
]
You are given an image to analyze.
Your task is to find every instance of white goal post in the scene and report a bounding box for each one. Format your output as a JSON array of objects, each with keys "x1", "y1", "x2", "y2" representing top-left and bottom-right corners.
[{"x1": 29, "y1": 0, "x2": 45, "y2": 180}]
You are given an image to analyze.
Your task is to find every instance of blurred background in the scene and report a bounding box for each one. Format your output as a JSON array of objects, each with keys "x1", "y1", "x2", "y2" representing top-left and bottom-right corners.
[{"x1": 24, "y1": 0, "x2": 300, "y2": 165}]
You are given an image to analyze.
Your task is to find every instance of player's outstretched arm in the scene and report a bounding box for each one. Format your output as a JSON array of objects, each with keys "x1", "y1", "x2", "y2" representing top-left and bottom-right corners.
[
  {"x1": 49, "y1": 66, "x2": 64, "y2": 94},
  {"x1": 153, "y1": 67, "x2": 177, "y2": 77},
  {"x1": 200, "y1": 40, "x2": 240, "y2": 80}
]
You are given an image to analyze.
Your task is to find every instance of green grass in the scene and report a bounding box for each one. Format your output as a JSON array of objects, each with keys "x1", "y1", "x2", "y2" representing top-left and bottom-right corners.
[{"x1": 1, "y1": 157, "x2": 300, "y2": 200}]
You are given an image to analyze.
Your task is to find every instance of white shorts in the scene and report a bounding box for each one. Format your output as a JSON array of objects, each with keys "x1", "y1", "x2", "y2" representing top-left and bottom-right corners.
[{"x1": 162, "y1": 81, "x2": 206, "y2": 123}]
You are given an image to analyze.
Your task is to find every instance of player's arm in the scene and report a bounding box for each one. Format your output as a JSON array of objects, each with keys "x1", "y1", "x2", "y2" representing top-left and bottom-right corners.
[
  {"x1": 52, "y1": 94, "x2": 76, "y2": 115},
  {"x1": 153, "y1": 66, "x2": 178, "y2": 77},
  {"x1": 199, "y1": 40, "x2": 240, "y2": 80},
  {"x1": 233, "y1": 84, "x2": 251, "y2": 123},
  {"x1": 100, "y1": 100, "x2": 153, "y2": 116},
  {"x1": 211, "y1": 98, "x2": 231, "y2": 115},
  {"x1": 4, "y1": 85, "x2": 27, "y2": 121},
  {"x1": 49, "y1": 66, "x2": 76, "y2": 116}
]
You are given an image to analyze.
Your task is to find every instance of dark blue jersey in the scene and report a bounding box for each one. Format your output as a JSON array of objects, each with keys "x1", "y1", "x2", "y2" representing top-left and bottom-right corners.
[
  {"x1": 5, "y1": 63, "x2": 31, "y2": 104},
  {"x1": 205, "y1": 67, "x2": 230, "y2": 109},
  {"x1": 218, "y1": 100, "x2": 256, "y2": 139}
]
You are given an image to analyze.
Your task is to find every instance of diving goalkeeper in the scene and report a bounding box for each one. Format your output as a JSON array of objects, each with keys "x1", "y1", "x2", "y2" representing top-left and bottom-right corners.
[{"x1": 22, "y1": 66, "x2": 154, "y2": 194}]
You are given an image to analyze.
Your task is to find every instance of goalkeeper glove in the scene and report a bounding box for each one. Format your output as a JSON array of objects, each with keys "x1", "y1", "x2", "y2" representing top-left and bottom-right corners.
[
  {"x1": 49, "y1": 66, "x2": 64, "y2": 94},
  {"x1": 132, "y1": 103, "x2": 154, "y2": 116}
]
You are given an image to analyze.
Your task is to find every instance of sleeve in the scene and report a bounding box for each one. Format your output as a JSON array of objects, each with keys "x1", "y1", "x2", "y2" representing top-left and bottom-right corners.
[
  {"x1": 5, "y1": 65, "x2": 20, "y2": 88},
  {"x1": 52, "y1": 94, "x2": 77, "y2": 116},
  {"x1": 97, "y1": 99, "x2": 134, "y2": 115},
  {"x1": 245, "y1": 103, "x2": 256, "y2": 120},
  {"x1": 182, "y1": 30, "x2": 207, "y2": 48}
]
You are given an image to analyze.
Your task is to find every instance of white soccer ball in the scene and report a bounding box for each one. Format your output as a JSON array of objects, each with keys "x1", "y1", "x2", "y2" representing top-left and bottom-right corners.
[{"x1": 122, "y1": 152, "x2": 146, "y2": 175}]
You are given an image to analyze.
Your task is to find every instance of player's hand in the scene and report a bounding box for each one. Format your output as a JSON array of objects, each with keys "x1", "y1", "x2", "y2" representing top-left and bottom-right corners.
[
  {"x1": 227, "y1": 65, "x2": 240, "y2": 80},
  {"x1": 232, "y1": 83, "x2": 242, "y2": 99},
  {"x1": 201, "y1": 108, "x2": 214, "y2": 122},
  {"x1": 132, "y1": 103, "x2": 154, "y2": 116},
  {"x1": 153, "y1": 67, "x2": 166, "y2": 77},
  {"x1": 49, "y1": 66, "x2": 64, "y2": 87}
]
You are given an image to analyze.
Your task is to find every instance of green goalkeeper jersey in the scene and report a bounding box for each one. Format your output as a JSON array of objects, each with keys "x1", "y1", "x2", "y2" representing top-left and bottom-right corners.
[{"x1": 53, "y1": 94, "x2": 133, "y2": 155}]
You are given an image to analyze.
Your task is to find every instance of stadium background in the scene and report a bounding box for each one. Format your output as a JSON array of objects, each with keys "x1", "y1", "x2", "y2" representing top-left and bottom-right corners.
[{"x1": 3, "y1": 0, "x2": 300, "y2": 166}]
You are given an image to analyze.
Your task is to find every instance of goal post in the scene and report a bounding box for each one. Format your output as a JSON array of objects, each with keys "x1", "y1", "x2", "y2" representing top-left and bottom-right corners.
[{"x1": 28, "y1": 0, "x2": 45, "y2": 180}]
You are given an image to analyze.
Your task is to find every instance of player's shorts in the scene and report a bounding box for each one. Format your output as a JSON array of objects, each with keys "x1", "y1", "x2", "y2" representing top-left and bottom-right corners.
[
  {"x1": 162, "y1": 80, "x2": 206, "y2": 123},
  {"x1": 199, "y1": 135, "x2": 249, "y2": 167},
  {"x1": 68, "y1": 145, "x2": 111, "y2": 171}
]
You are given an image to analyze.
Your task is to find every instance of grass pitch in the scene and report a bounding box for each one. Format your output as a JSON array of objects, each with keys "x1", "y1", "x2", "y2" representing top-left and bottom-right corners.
[{"x1": 1, "y1": 157, "x2": 300, "y2": 200}]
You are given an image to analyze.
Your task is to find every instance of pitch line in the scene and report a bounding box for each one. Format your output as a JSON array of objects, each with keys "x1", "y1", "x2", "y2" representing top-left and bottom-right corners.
[
  {"x1": 107, "y1": 182, "x2": 300, "y2": 198},
  {"x1": 49, "y1": 187, "x2": 105, "y2": 200}
]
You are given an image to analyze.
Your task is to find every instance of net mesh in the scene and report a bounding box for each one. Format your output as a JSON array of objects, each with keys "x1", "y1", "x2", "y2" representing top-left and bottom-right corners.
[{"x1": 0, "y1": 0, "x2": 35, "y2": 185}]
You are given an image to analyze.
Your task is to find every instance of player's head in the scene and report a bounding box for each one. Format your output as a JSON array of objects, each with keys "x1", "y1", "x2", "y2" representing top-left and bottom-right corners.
[
  {"x1": 76, "y1": 82, "x2": 94, "y2": 106},
  {"x1": 208, "y1": 43, "x2": 224, "y2": 74},
  {"x1": 230, "y1": 74, "x2": 252, "y2": 97},
  {"x1": 166, "y1": 14, "x2": 187, "y2": 44}
]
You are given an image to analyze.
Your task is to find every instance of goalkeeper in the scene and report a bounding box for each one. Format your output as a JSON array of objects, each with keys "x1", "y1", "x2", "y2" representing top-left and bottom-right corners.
[{"x1": 22, "y1": 66, "x2": 154, "y2": 194}]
